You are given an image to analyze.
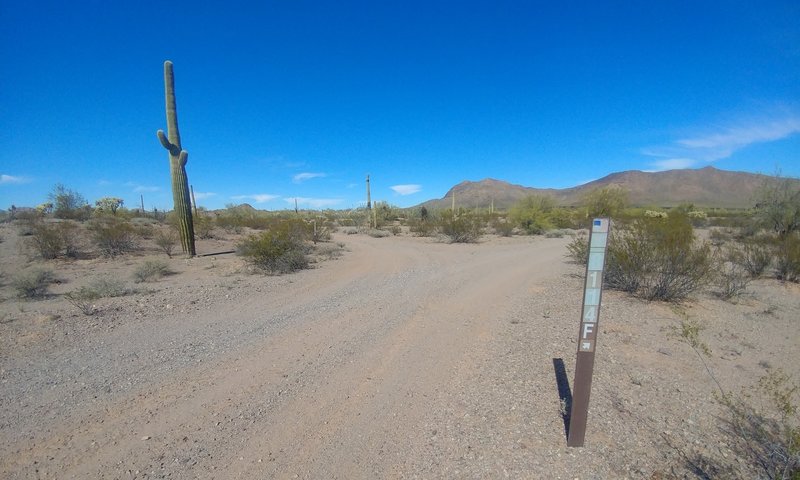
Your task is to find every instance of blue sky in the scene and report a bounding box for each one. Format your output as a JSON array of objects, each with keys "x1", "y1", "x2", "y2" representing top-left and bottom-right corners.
[{"x1": 1, "y1": 1, "x2": 798, "y2": 211}]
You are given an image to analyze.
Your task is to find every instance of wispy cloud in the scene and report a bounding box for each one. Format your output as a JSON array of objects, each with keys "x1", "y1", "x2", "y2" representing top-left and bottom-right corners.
[
  {"x1": 292, "y1": 172, "x2": 326, "y2": 183},
  {"x1": 390, "y1": 184, "x2": 422, "y2": 195},
  {"x1": 231, "y1": 194, "x2": 279, "y2": 204},
  {"x1": 642, "y1": 115, "x2": 800, "y2": 171},
  {"x1": 1, "y1": 174, "x2": 29, "y2": 185},
  {"x1": 125, "y1": 182, "x2": 160, "y2": 193},
  {"x1": 192, "y1": 192, "x2": 217, "y2": 200},
  {"x1": 97, "y1": 179, "x2": 112, "y2": 186},
  {"x1": 646, "y1": 158, "x2": 697, "y2": 171},
  {"x1": 285, "y1": 197, "x2": 343, "y2": 208}
]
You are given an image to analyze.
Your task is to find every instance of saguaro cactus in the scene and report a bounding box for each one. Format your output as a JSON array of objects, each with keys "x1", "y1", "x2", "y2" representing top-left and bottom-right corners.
[{"x1": 157, "y1": 60, "x2": 196, "y2": 256}]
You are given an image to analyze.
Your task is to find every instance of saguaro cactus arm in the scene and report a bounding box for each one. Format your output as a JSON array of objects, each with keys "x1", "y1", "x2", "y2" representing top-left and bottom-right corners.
[
  {"x1": 178, "y1": 151, "x2": 188, "y2": 167},
  {"x1": 157, "y1": 129, "x2": 180, "y2": 156}
]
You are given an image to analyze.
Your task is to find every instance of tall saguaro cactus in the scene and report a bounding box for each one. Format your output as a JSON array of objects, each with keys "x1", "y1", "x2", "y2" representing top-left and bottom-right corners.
[{"x1": 157, "y1": 60, "x2": 196, "y2": 256}]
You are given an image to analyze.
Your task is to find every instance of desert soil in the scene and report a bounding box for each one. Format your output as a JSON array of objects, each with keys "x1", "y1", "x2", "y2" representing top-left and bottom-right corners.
[{"x1": 1, "y1": 223, "x2": 798, "y2": 479}]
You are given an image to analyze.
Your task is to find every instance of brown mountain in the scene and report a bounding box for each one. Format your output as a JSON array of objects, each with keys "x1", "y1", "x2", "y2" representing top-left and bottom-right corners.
[{"x1": 418, "y1": 166, "x2": 789, "y2": 210}]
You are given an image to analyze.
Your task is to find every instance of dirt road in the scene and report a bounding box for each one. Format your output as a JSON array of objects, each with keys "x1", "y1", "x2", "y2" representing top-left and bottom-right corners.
[
  {"x1": 2, "y1": 234, "x2": 576, "y2": 478},
  {"x1": 4, "y1": 230, "x2": 798, "y2": 479}
]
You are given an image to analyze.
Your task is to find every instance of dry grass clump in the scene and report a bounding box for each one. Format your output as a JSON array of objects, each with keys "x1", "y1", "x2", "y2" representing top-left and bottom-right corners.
[
  {"x1": 13, "y1": 269, "x2": 56, "y2": 299},
  {"x1": 132, "y1": 260, "x2": 173, "y2": 283}
]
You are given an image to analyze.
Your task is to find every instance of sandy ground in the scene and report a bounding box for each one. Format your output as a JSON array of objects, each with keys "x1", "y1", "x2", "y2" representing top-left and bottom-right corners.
[{"x1": 1, "y1": 223, "x2": 798, "y2": 479}]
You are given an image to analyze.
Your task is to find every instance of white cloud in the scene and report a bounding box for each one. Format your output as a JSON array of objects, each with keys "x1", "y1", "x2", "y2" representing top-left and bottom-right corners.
[
  {"x1": 285, "y1": 197, "x2": 343, "y2": 208},
  {"x1": 390, "y1": 184, "x2": 422, "y2": 196},
  {"x1": 126, "y1": 182, "x2": 160, "y2": 193},
  {"x1": 97, "y1": 179, "x2": 112, "y2": 186},
  {"x1": 292, "y1": 172, "x2": 326, "y2": 183},
  {"x1": 648, "y1": 158, "x2": 697, "y2": 171},
  {"x1": 231, "y1": 194, "x2": 280, "y2": 204},
  {"x1": 1, "y1": 174, "x2": 29, "y2": 185},
  {"x1": 642, "y1": 114, "x2": 800, "y2": 170},
  {"x1": 192, "y1": 191, "x2": 216, "y2": 200}
]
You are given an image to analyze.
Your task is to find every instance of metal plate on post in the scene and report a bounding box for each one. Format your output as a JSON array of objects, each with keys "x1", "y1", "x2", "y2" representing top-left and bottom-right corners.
[{"x1": 567, "y1": 218, "x2": 610, "y2": 447}]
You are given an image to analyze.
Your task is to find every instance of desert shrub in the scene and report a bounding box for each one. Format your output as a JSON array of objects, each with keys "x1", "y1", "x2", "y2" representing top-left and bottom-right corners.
[
  {"x1": 64, "y1": 287, "x2": 100, "y2": 315},
  {"x1": 311, "y1": 223, "x2": 332, "y2": 243},
  {"x1": 509, "y1": 195, "x2": 555, "y2": 235},
  {"x1": 49, "y1": 184, "x2": 91, "y2": 220},
  {"x1": 367, "y1": 229, "x2": 390, "y2": 238},
  {"x1": 715, "y1": 259, "x2": 751, "y2": 300},
  {"x1": 94, "y1": 197, "x2": 124, "y2": 216},
  {"x1": 216, "y1": 207, "x2": 245, "y2": 233},
  {"x1": 408, "y1": 217, "x2": 436, "y2": 237},
  {"x1": 774, "y1": 233, "x2": 800, "y2": 282},
  {"x1": 737, "y1": 238, "x2": 774, "y2": 277},
  {"x1": 13, "y1": 269, "x2": 55, "y2": 299},
  {"x1": 90, "y1": 218, "x2": 137, "y2": 257},
  {"x1": 89, "y1": 277, "x2": 132, "y2": 297},
  {"x1": 490, "y1": 216, "x2": 515, "y2": 237},
  {"x1": 565, "y1": 231, "x2": 589, "y2": 265},
  {"x1": 154, "y1": 228, "x2": 179, "y2": 258},
  {"x1": 193, "y1": 213, "x2": 215, "y2": 239},
  {"x1": 389, "y1": 225, "x2": 402, "y2": 236},
  {"x1": 132, "y1": 260, "x2": 172, "y2": 283},
  {"x1": 754, "y1": 174, "x2": 800, "y2": 237},
  {"x1": 437, "y1": 210, "x2": 483, "y2": 243},
  {"x1": 237, "y1": 221, "x2": 310, "y2": 274},
  {"x1": 605, "y1": 214, "x2": 713, "y2": 301},
  {"x1": 372, "y1": 201, "x2": 401, "y2": 228},
  {"x1": 29, "y1": 220, "x2": 80, "y2": 259},
  {"x1": 644, "y1": 210, "x2": 668, "y2": 218},
  {"x1": 718, "y1": 369, "x2": 800, "y2": 480},
  {"x1": 341, "y1": 227, "x2": 358, "y2": 235},
  {"x1": 582, "y1": 185, "x2": 629, "y2": 219}
]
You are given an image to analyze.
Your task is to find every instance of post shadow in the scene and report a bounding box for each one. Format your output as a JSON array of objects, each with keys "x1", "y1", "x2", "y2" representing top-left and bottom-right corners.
[{"x1": 552, "y1": 358, "x2": 572, "y2": 439}]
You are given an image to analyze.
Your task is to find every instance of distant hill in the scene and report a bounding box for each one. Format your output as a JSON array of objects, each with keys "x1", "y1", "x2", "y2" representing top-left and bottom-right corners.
[{"x1": 417, "y1": 166, "x2": 791, "y2": 210}]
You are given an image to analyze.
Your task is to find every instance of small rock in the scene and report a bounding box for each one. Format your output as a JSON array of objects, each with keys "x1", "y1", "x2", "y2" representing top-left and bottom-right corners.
[{"x1": 141, "y1": 436, "x2": 151, "y2": 441}]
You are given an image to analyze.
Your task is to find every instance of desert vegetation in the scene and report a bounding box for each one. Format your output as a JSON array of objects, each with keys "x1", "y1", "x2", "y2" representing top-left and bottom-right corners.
[{"x1": 2, "y1": 173, "x2": 799, "y2": 478}]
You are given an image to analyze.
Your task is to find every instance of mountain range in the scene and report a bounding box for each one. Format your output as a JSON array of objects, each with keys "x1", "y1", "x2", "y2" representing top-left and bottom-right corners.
[{"x1": 417, "y1": 166, "x2": 793, "y2": 210}]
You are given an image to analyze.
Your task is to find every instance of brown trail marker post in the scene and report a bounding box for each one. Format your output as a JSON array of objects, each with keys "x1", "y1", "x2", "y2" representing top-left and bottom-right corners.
[{"x1": 567, "y1": 218, "x2": 611, "y2": 447}]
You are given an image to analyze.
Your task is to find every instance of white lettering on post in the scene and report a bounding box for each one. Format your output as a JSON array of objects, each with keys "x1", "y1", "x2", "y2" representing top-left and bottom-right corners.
[{"x1": 582, "y1": 322, "x2": 594, "y2": 340}]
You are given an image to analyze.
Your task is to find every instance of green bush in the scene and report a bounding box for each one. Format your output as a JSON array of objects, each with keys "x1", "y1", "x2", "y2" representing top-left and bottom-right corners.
[
  {"x1": 13, "y1": 269, "x2": 55, "y2": 299},
  {"x1": 64, "y1": 287, "x2": 100, "y2": 315},
  {"x1": 49, "y1": 184, "x2": 91, "y2": 220},
  {"x1": 738, "y1": 238, "x2": 774, "y2": 278},
  {"x1": 509, "y1": 195, "x2": 555, "y2": 235},
  {"x1": 437, "y1": 210, "x2": 483, "y2": 243},
  {"x1": 715, "y1": 260, "x2": 751, "y2": 300},
  {"x1": 774, "y1": 233, "x2": 800, "y2": 282},
  {"x1": 154, "y1": 228, "x2": 179, "y2": 258},
  {"x1": 605, "y1": 214, "x2": 713, "y2": 301},
  {"x1": 193, "y1": 212, "x2": 215, "y2": 239},
  {"x1": 565, "y1": 232, "x2": 589, "y2": 265},
  {"x1": 29, "y1": 220, "x2": 80, "y2": 259},
  {"x1": 408, "y1": 217, "x2": 436, "y2": 237},
  {"x1": 88, "y1": 277, "x2": 132, "y2": 297},
  {"x1": 132, "y1": 260, "x2": 172, "y2": 283},
  {"x1": 237, "y1": 221, "x2": 310, "y2": 274},
  {"x1": 90, "y1": 218, "x2": 137, "y2": 257},
  {"x1": 581, "y1": 185, "x2": 628, "y2": 219}
]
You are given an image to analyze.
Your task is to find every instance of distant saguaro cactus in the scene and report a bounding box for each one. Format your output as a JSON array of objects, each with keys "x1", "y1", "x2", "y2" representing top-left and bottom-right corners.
[{"x1": 157, "y1": 60, "x2": 196, "y2": 256}]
